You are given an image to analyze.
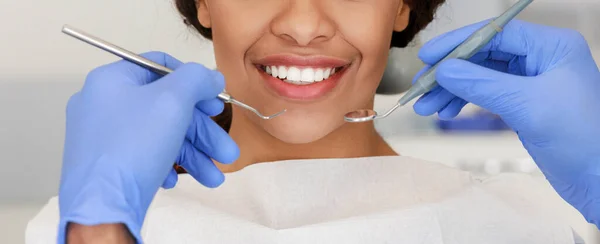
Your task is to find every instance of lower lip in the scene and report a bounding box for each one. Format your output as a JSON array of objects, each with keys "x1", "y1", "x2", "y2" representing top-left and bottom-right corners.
[{"x1": 258, "y1": 66, "x2": 348, "y2": 101}]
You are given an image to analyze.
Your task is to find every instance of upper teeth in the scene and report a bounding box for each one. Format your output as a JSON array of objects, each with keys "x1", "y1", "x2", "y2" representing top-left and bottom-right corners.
[{"x1": 265, "y1": 66, "x2": 338, "y2": 84}]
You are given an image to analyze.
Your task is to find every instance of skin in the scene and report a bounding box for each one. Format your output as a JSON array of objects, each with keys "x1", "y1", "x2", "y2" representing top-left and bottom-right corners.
[
  {"x1": 68, "y1": 1, "x2": 411, "y2": 242},
  {"x1": 197, "y1": 0, "x2": 411, "y2": 172},
  {"x1": 67, "y1": 223, "x2": 134, "y2": 244}
]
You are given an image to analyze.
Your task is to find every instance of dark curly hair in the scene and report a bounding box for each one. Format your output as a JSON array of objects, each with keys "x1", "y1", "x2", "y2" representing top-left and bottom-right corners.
[{"x1": 173, "y1": 0, "x2": 445, "y2": 133}]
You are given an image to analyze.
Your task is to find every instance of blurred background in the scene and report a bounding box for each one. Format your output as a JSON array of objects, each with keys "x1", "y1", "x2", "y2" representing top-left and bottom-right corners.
[{"x1": 1, "y1": 0, "x2": 599, "y2": 243}]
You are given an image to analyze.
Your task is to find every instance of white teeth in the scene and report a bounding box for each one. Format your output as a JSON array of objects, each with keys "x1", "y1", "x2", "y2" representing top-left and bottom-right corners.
[
  {"x1": 301, "y1": 68, "x2": 314, "y2": 82},
  {"x1": 314, "y1": 69, "x2": 324, "y2": 82},
  {"x1": 277, "y1": 66, "x2": 287, "y2": 79},
  {"x1": 287, "y1": 67, "x2": 301, "y2": 81},
  {"x1": 324, "y1": 68, "x2": 331, "y2": 79},
  {"x1": 262, "y1": 65, "x2": 344, "y2": 85}
]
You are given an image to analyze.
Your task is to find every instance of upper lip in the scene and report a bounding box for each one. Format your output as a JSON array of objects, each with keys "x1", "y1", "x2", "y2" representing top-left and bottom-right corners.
[{"x1": 254, "y1": 54, "x2": 351, "y2": 68}]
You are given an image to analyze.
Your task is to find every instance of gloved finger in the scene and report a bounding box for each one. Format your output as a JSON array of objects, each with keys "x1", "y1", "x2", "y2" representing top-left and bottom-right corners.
[
  {"x1": 161, "y1": 168, "x2": 179, "y2": 189},
  {"x1": 479, "y1": 60, "x2": 510, "y2": 74},
  {"x1": 133, "y1": 51, "x2": 185, "y2": 84},
  {"x1": 151, "y1": 63, "x2": 226, "y2": 106},
  {"x1": 177, "y1": 140, "x2": 225, "y2": 188},
  {"x1": 412, "y1": 57, "x2": 511, "y2": 118},
  {"x1": 186, "y1": 109, "x2": 239, "y2": 164},
  {"x1": 419, "y1": 20, "x2": 490, "y2": 65},
  {"x1": 419, "y1": 19, "x2": 525, "y2": 64},
  {"x1": 413, "y1": 86, "x2": 456, "y2": 116},
  {"x1": 460, "y1": 56, "x2": 514, "y2": 75},
  {"x1": 438, "y1": 97, "x2": 469, "y2": 120},
  {"x1": 435, "y1": 58, "x2": 528, "y2": 116},
  {"x1": 196, "y1": 98, "x2": 225, "y2": 117},
  {"x1": 133, "y1": 51, "x2": 185, "y2": 85},
  {"x1": 470, "y1": 51, "x2": 516, "y2": 64},
  {"x1": 421, "y1": 19, "x2": 562, "y2": 68}
]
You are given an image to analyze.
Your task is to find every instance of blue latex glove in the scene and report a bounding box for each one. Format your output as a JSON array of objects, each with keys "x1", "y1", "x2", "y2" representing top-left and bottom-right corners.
[
  {"x1": 58, "y1": 51, "x2": 239, "y2": 243},
  {"x1": 413, "y1": 19, "x2": 600, "y2": 227}
]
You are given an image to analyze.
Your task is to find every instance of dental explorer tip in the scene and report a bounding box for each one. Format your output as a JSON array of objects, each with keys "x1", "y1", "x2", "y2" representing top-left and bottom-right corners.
[
  {"x1": 229, "y1": 98, "x2": 287, "y2": 120},
  {"x1": 259, "y1": 109, "x2": 287, "y2": 120}
]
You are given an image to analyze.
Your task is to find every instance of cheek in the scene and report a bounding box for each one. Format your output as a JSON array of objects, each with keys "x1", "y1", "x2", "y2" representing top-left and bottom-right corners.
[
  {"x1": 329, "y1": 3, "x2": 397, "y2": 93},
  {"x1": 332, "y1": 3, "x2": 396, "y2": 59},
  {"x1": 207, "y1": 2, "x2": 275, "y2": 91}
]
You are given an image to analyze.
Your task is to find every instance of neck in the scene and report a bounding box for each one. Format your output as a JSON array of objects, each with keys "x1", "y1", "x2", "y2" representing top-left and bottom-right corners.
[{"x1": 217, "y1": 107, "x2": 397, "y2": 173}]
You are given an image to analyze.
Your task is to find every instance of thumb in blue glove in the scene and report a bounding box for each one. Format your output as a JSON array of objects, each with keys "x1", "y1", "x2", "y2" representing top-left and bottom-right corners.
[
  {"x1": 414, "y1": 19, "x2": 600, "y2": 226},
  {"x1": 58, "y1": 51, "x2": 239, "y2": 243}
]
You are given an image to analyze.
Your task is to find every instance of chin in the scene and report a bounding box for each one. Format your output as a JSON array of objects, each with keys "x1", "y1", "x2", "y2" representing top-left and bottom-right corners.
[{"x1": 260, "y1": 116, "x2": 342, "y2": 144}]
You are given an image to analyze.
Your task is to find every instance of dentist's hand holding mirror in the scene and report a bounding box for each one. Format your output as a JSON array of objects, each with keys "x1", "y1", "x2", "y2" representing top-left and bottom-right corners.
[{"x1": 413, "y1": 20, "x2": 600, "y2": 227}]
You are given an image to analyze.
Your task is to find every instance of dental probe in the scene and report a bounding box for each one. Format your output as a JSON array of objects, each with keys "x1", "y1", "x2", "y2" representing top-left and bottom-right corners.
[
  {"x1": 344, "y1": 0, "x2": 534, "y2": 123},
  {"x1": 61, "y1": 25, "x2": 286, "y2": 120}
]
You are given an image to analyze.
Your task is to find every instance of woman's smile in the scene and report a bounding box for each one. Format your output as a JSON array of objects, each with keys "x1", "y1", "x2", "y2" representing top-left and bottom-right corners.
[
  {"x1": 190, "y1": 0, "x2": 415, "y2": 144},
  {"x1": 254, "y1": 54, "x2": 352, "y2": 101}
]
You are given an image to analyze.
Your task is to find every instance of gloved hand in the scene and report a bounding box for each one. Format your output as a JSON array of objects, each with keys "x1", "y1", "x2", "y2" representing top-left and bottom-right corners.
[
  {"x1": 58, "y1": 51, "x2": 239, "y2": 242},
  {"x1": 413, "y1": 19, "x2": 600, "y2": 227}
]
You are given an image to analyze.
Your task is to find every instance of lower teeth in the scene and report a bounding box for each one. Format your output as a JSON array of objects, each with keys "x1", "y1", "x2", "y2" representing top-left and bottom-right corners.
[{"x1": 282, "y1": 79, "x2": 312, "y2": 85}]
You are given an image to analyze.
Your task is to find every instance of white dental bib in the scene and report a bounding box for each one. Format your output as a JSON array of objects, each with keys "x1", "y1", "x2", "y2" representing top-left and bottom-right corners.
[{"x1": 26, "y1": 156, "x2": 583, "y2": 243}]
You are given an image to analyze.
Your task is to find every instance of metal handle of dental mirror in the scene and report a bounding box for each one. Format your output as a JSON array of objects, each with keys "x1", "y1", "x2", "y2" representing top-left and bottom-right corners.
[
  {"x1": 344, "y1": 0, "x2": 534, "y2": 123},
  {"x1": 61, "y1": 24, "x2": 286, "y2": 120}
]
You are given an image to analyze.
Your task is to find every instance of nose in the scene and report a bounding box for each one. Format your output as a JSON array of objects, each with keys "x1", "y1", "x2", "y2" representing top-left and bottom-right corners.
[{"x1": 271, "y1": 1, "x2": 335, "y2": 46}]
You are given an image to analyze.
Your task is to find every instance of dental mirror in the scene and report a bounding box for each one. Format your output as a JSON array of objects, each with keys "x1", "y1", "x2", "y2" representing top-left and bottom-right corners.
[
  {"x1": 344, "y1": 103, "x2": 401, "y2": 123},
  {"x1": 343, "y1": 109, "x2": 378, "y2": 122}
]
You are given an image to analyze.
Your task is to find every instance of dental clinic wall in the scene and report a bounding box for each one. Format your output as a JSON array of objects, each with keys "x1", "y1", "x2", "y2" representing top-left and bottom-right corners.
[
  {"x1": 0, "y1": 0, "x2": 216, "y2": 79},
  {"x1": 0, "y1": 0, "x2": 505, "y2": 80},
  {"x1": 0, "y1": 0, "x2": 597, "y2": 202},
  {"x1": 0, "y1": 0, "x2": 598, "y2": 82}
]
